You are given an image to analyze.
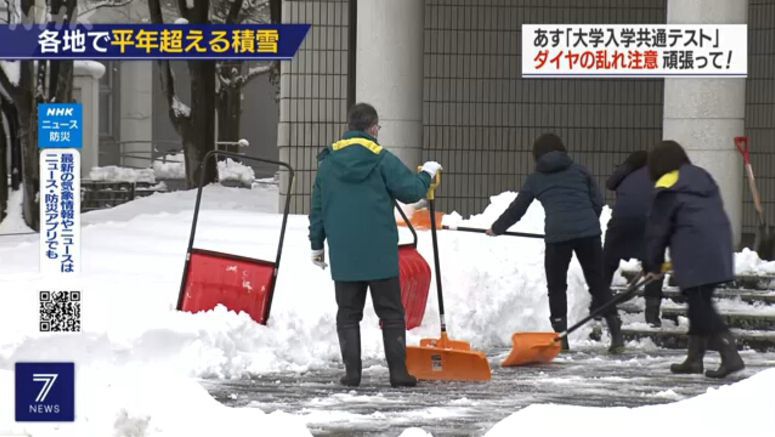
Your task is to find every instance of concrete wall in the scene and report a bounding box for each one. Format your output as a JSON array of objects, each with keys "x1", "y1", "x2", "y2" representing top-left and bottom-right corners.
[{"x1": 664, "y1": 0, "x2": 747, "y2": 245}]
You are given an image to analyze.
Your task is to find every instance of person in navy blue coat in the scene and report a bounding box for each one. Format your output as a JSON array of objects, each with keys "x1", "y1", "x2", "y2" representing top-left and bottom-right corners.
[
  {"x1": 603, "y1": 151, "x2": 664, "y2": 326},
  {"x1": 487, "y1": 133, "x2": 624, "y2": 353},
  {"x1": 644, "y1": 140, "x2": 744, "y2": 378}
]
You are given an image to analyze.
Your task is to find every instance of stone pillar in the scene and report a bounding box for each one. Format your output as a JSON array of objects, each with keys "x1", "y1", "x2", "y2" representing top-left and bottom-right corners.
[
  {"x1": 355, "y1": 0, "x2": 424, "y2": 167},
  {"x1": 119, "y1": 61, "x2": 153, "y2": 168},
  {"x1": 73, "y1": 61, "x2": 105, "y2": 177},
  {"x1": 663, "y1": 0, "x2": 748, "y2": 245}
]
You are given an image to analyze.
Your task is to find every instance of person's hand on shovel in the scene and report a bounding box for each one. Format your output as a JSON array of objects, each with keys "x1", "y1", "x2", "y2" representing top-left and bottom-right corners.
[
  {"x1": 642, "y1": 262, "x2": 672, "y2": 282},
  {"x1": 642, "y1": 271, "x2": 664, "y2": 282},
  {"x1": 485, "y1": 228, "x2": 496, "y2": 236}
]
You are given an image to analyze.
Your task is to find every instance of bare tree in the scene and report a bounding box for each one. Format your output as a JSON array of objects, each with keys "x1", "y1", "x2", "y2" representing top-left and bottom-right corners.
[
  {"x1": 149, "y1": 0, "x2": 217, "y2": 188},
  {"x1": 0, "y1": 0, "x2": 78, "y2": 230},
  {"x1": 0, "y1": 103, "x2": 7, "y2": 222},
  {"x1": 211, "y1": 0, "x2": 276, "y2": 152}
]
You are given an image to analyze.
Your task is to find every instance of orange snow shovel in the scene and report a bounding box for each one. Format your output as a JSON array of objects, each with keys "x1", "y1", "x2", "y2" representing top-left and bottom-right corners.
[
  {"x1": 405, "y1": 171, "x2": 492, "y2": 382},
  {"x1": 502, "y1": 265, "x2": 669, "y2": 367}
]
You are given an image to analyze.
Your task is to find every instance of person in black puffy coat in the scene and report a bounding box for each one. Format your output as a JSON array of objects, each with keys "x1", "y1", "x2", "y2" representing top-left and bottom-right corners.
[
  {"x1": 644, "y1": 140, "x2": 744, "y2": 378},
  {"x1": 603, "y1": 151, "x2": 664, "y2": 327},
  {"x1": 487, "y1": 133, "x2": 624, "y2": 353}
]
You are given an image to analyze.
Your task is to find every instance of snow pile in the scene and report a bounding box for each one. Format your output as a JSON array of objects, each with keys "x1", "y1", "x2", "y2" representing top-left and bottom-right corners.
[
  {"x1": 486, "y1": 367, "x2": 775, "y2": 437},
  {"x1": 153, "y1": 153, "x2": 186, "y2": 180},
  {"x1": 734, "y1": 247, "x2": 775, "y2": 275},
  {"x1": 441, "y1": 191, "x2": 612, "y2": 237},
  {"x1": 218, "y1": 158, "x2": 256, "y2": 186},
  {"x1": 89, "y1": 165, "x2": 156, "y2": 183},
  {"x1": 0, "y1": 187, "x2": 623, "y2": 386},
  {"x1": 0, "y1": 189, "x2": 35, "y2": 234}
]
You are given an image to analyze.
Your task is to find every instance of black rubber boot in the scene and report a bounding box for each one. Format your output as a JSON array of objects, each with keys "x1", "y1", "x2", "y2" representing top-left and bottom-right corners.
[
  {"x1": 550, "y1": 317, "x2": 570, "y2": 351},
  {"x1": 644, "y1": 297, "x2": 662, "y2": 327},
  {"x1": 671, "y1": 335, "x2": 707, "y2": 374},
  {"x1": 337, "y1": 327, "x2": 362, "y2": 387},
  {"x1": 382, "y1": 322, "x2": 417, "y2": 388},
  {"x1": 705, "y1": 331, "x2": 745, "y2": 379},
  {"x1": 605, "y1": 313, "x2": 625, "y2": 354}
]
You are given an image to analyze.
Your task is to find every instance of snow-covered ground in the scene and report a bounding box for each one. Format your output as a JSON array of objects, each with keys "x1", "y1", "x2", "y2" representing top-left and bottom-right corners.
[{"x1": 0, "y1": 186, "x2": 774, "y2": 436}]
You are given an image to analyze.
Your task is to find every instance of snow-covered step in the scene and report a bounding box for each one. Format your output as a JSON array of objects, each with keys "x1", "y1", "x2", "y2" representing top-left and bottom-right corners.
[
  {"x1": 622, "y1": 327, "x2": 775, "y2": 352},
  {"x1": 618, "y1": 301, "x2": 775, "y2": 331},
  {"x1": 613, "y1": 286, "x2": 775, "y2": 305},
  {"x1": 619, "y1": 271, "x2": 775, "y2": 292},
  {"x1": 659, "y1": 307, "x2": 775, "y2": 331},
  {"x1": 657, "y1": 288, "x2": 775, "y2": 305}
]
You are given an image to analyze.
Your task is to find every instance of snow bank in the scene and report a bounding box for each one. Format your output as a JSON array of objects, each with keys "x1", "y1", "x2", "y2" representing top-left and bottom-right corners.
[
  {"x1": 89, "y1": 165, "x2": 156, "y2": 183},
  {"x1": 486, "y1": 367, "x2": 775, "y2": 437},
  {"x1": 0, "y1": 185, "x2": 771, "y2": 435},
  {"x1": 0, "y1": 189, "x2": 35, "y2": 235}
]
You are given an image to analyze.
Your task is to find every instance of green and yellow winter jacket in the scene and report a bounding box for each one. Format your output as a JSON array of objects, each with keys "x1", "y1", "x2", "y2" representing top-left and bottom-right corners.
[{"x1": 309, "y1": 131, "x2": 432, "y2": 281}]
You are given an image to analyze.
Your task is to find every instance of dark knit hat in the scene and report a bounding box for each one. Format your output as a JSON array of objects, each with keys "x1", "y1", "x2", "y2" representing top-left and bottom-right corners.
[
  {"x1": 648, "y1": 140, "x2": 691, "y2": 181},
  {"x1": 623, "y1": 150, "x2": 648, "y2": 169},
  {"x1": 532, "y1": 133, "x2": 566, "y2": 161}
]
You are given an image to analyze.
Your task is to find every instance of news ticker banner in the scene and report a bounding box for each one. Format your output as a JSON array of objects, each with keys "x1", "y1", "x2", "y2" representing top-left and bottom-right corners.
[
  {"x1": 522, "y1": 24, "x2": 747, "y2": 78},
  {"x1": 39, "y1": 103, "x2": 82, "y2": 275},
  {"x1": 0, "y1": 23, "x2": 310, "y2": 60}
]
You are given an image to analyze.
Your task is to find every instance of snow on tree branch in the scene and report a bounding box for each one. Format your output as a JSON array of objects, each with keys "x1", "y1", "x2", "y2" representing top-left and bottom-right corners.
[
  {"x1": 0, "y1": 61, "x2": 20, "y2": 88},
  {"x1": 245, "y1": 63, "x2": 274, "y2": 82},
  {"x1": 245, "y1": 0, "x2": 269, "y2": 9},
  {"x1": 172, "y1": 96, "x2": 191, "y2": 118},
  {"x1": 78, "y1": 0, "x2": 135, "y2": 18}
]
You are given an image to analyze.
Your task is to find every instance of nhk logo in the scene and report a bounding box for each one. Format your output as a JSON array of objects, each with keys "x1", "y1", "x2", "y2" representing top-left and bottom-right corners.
[
  {"x1": 44, "y1": 107, "x2": 74, "y2": 116},
  {"x1": 15, "y1": 362, "x2": 74, "y2": 422}
]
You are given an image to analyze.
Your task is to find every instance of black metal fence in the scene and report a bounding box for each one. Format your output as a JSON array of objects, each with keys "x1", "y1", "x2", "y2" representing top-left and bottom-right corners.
[
  {"x1": 745, "y1": 0, "x2": 775, "y2": 235},
  {"x1": 278, "y1": 0, "x2": 350, "y2": 213},
  {"x1": 422, "y1": 0, "x2": 666, "y2": 216}
]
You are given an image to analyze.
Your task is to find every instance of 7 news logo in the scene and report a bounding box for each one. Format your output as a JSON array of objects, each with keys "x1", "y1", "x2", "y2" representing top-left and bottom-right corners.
[{"x1": 15, "y1": 362, "x2": 75, "y2": 422}]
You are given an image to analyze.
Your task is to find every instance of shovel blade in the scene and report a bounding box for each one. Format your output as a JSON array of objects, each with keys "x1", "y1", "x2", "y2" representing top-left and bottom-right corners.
[
  {"x1": 406, "y1": 337, "x2": 491, "y2": 381},
  {"x1": 501, "y1": 332, "x2": 562, "y2": 367}
]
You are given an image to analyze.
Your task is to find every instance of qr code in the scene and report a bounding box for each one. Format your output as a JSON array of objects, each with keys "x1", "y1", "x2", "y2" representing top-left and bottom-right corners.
[{"x1": 39, "y1": 290, "x2": 81, "y2": 332}]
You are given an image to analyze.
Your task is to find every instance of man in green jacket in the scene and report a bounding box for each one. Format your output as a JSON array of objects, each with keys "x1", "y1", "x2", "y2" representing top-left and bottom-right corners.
[{"x1": 309, "y1": 102, "x2": 442, "y2": 387}]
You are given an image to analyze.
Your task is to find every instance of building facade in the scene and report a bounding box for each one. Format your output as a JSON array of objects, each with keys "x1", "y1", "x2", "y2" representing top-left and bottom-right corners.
[{"x1": 278, "y1": 0, "x2": 775, "y2": 246}]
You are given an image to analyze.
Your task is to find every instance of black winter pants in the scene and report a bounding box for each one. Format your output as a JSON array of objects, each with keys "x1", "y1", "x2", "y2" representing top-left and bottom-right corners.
[
  {"x1": 545, "y1": 235, "x2": 616, "y2": 321},
  {"x1": 683, "y1": 284, "x2": 729, "y2": 336},
  {"x1": 335, "y1": 276, "x2": 406, "y2": 330}
]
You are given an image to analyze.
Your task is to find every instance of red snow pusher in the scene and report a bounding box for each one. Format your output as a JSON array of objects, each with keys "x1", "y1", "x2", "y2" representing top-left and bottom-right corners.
[
  {"x1": 176, "y1": 150, "x2": 294, "y2": 325},
  {"x1": 395, "y1": 201, "x2": 432, "y2": 330}
]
